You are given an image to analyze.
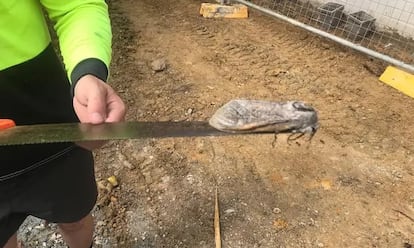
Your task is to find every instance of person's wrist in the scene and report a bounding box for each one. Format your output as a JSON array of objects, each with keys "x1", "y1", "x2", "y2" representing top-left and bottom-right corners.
[
  {"x1": 70, "y1": 58, "x2": 109, "y2": 97},
  {"x1": 73, "y1": 75, "x2": 106, "y2": 101}
]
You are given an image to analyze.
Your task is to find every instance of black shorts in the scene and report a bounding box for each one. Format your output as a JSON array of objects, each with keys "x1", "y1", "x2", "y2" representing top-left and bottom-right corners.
[{"x1": 0, "y1": 146, "x2": 97, "y2": 246}]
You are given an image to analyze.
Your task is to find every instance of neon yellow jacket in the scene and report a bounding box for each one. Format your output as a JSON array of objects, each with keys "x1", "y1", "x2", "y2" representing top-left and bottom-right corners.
[{"x1": 0, "y1": 0, "x2": 112, "y2": 83}]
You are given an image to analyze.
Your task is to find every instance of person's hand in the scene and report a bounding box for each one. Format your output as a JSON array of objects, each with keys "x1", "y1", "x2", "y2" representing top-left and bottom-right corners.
[
  {"x1": 73, "y1": 74, "x2": 126, "y2": 124},
  {"x1": 73, "y1": 74, "x2": 126, "y2": 149}
]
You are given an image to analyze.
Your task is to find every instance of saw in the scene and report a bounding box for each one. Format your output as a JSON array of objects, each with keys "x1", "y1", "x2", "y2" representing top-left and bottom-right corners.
[
  {"x1": 0, "y1": 100, "x2": 319, "y2": 146},
  {"x1": 0, "y1": 120, "x2": 236, "y2": 146}
]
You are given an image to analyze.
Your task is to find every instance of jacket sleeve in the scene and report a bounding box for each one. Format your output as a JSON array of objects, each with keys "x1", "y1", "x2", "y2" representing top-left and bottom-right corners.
[{"x1": 40, "y1": 0, "x2": 112, "y2": 86}]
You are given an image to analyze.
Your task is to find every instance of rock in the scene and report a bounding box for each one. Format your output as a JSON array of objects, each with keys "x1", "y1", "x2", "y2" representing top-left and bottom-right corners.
[
  {"x1": 34, "y1": 223, "x2": 46, "y2": 230},
  {"x1": 49, "y1": 233, "x2": 61, "y2": 242},
  {"x1": 107, "y1": 176, "x2": 119, "y2": 187},
  {"x1": 97, "y1": 221, "x2": 106, "y2": 227},
  {"x1": 272, "y1": 207, "x2": 282, "y2": 214},
  {"x1": 123, "y1": 159, "x2": 135, "y2": 170},
  {"x1": 97, "y1": 180, "x2": 108, "y2": 191},
  {"x1": 273, "y1": 219, "x2": 288, "y2": 230},
  {"x1": 224, "y1": 208, "x2": 236, "y2": 214},
  {"x1": 118, "y1": 153, "x2": 135, "y2": 170},
  {"x1": 186, "y1": 174, "x2": 194, "y2": 184},
  {"x1": 151, "y1": 58, "x2": 167, "y2": 72},
  {"x1": 110, "y1": 196, "x2": 118, "y2": 203}
]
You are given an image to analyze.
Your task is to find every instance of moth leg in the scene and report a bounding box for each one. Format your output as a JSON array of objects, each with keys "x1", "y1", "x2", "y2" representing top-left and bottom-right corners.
[
  {"x1": 287, "y1": 134, "x2": 293, "y2": 146},
  {"x1": 307, "y1": 129, "x2": 317, "y2": 142},
  {"x1": 272, "y1": 133, "x2": 278, "y2": 148},
  {"x1": 287, "y1": 132, "x2": 305, "y2": 145},
  {"x1": 303, "y1": 130, "x2": 317, "y2": 149}
]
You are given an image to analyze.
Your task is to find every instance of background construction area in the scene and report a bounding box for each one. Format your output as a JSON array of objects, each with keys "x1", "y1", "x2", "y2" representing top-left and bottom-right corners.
[
  {"x1": 18, "y1": 0, "x2": 414, "y2": 247},
  {"x1": 245, "y1": 0, "x2": 414, "y2": 72}
]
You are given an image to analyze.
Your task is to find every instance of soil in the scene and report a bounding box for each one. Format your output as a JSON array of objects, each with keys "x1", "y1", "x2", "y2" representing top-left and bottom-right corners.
[{"x1": 18, "y1": 0, "x2": 414, "y2": 247}]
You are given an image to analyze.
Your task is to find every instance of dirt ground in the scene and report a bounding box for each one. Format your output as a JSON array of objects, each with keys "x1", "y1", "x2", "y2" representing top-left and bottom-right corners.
[{"x1": 19, "y1": 0, "x2": 414, "y2": 247}]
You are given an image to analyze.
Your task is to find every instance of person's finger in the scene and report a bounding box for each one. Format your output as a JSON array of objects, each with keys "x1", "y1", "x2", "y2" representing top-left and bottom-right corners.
[
  {"x1": 85, "y1": 90, "x2": 107, "y2": 124},
  {"x1": 105, "y1": 94, "x2": 126, "y2": 122},
  {"x1": 73, "y1": 97, "x2": 89, "y2": 123}
]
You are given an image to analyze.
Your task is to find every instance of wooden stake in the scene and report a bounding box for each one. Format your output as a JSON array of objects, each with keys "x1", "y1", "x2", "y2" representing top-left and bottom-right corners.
[{"x1": 214, "y1": 187, "x2": 222, "y2": 248}]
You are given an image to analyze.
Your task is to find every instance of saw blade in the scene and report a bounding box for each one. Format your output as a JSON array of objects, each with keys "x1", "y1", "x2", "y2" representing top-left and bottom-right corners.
[{"x1": 0, "y1": 121, "x2": 235, "y2": 146}]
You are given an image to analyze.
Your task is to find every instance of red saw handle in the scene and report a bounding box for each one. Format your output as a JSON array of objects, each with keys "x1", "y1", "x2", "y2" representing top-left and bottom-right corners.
[{"x1": 0, "y1": 119, "x2": 16, "y2": 130}]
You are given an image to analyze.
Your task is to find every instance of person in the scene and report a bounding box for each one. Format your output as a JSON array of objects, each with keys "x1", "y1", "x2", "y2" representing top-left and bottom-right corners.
[{"x1": 0, "y1": 0, "x2": 126, "y2": 247}]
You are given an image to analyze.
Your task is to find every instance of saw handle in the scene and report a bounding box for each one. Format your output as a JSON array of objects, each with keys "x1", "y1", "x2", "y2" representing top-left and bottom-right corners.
[{"x1": 0, "y1": 119, "x2": 16, "y2": 130}]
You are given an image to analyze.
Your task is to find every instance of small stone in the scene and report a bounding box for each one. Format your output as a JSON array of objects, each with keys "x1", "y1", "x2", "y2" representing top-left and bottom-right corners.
[
  {"x1": 119, "y1": 153, "x2": 135, "y2": 170},
  {"x1": 49, "y1": 233, "x2": 59, "y2": 241},
  {"x1": 123, "y1": 160, "x2": 135, "y2": 170},
  {"x1": 273, "y1": 208, "x2": 282, "y2": 214},
  {"x1": 97, "y1": 180, "x2": 107, "y2": 191},
  {"x1": 224, "y1": 208, "x2": 235, "y2": 214},
  {"x1": 321, "y1": 42, "x2": 330, "y2": 49},
  {"x1": 107, "y1": 176, "x2": 119, "y2": 187},
  {"x1": 34, "y1": 223, "x2": 45, "y2": 230},
  {"x1": 309, "y1": 218, "x2": 316, "y2": 226},
  {"x1": 273, "y1": 219, "x2": 288, "y2": 230},
  {"x1": 151, "y1": 58, "x2": 167, "y2": 72},
  {"x1": 186, "y1": 174, "x2": 194, "y2": 184},
  {"x1": 96, "y1": 221, "x2": 106, "y2": 227},
  {"x1": 105, "y1": 183, "x2": 114, "y2": 193}
]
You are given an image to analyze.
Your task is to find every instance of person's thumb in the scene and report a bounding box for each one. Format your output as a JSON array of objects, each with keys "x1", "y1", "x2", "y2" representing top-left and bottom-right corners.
[{"x1": 86, "y1": 92, "x2": 107, "y2": 124}]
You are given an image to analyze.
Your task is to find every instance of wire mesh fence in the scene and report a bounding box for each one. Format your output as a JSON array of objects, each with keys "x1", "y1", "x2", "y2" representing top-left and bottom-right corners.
[{"x1": 242, "y1": 0, "x2": 414, "y2": 68}]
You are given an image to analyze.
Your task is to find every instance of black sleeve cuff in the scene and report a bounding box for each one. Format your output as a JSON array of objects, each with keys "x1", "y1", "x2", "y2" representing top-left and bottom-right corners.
[{"x1": 70, "y1": 58, "x2": 109, "y2": 97}]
